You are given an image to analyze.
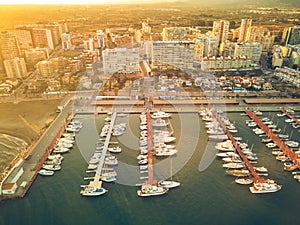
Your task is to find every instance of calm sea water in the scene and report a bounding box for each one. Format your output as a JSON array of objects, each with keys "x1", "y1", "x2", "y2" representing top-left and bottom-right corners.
[{"x1": 0, "y1": 112, "x2": 300, "y2": 225}]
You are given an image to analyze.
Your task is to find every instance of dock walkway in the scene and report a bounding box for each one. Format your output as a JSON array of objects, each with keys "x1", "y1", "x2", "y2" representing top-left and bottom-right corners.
[
  {"x1": 281, "y1": 110, "x2": 300, "y2": 126},
  {"x1": 92, "y1": 112, "x2": 117, "y2": 187},
  {"x1": 245, "y1": 111, "x2": 300, "y2": 169},
  {"x1": 146, "y1": 110, "x2": 155, "y2": 184},
  {"x1": 213, "y1": 112, "x2": 264, "y2": 182}
]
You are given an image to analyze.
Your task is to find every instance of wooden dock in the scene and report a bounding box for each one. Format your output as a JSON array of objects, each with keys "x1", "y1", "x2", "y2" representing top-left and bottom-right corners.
[{"x1": 245, "y1": 110, "x2": 300, "y2": 169}]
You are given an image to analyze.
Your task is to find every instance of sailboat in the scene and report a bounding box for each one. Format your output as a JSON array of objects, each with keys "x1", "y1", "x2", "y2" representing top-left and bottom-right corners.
[{"x1": 158, "y1": 158, "x2": 180, "y2": 189}]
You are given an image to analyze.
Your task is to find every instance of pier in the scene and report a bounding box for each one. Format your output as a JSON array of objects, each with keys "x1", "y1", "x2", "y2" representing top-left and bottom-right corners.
[
  {"x1": 146, "y1": 110, "x2": 155, "y2": 185},
  {"x1": 91, "y1": 112, "x2": 117, "y2": 188},
  {"x1": 245, "y1": 111, "x2": 300, "y2": 169},
  {"x1": 213, "y1": 112, "x2": 264, "y2": 182},
  {"x1": 281, "y1": 110, "x2": 300, "y2": 126}
]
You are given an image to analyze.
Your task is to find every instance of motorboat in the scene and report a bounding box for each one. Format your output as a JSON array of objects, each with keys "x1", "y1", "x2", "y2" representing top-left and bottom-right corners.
[
  {"x1": 277, "y1": 113, "x2": 285, "y2": 117},
  {"x1": 208, "y1": 135, "x2": 228, "y2": 141},
  {"x1": 138, "y1": 159, "x2": 148, "y2": 165},
  {"x1": 48, "y1": 154, "x2": 64, "y2": 161},
  {"x1": 235, "y1": 178, "x2": 253, "y2": 185},
  {"x1": 154, "y1": 149, "x2": 177, "y2": 157},
  {"x1": 140, "y1": 165, "x2": 148, "y2": 170},
  {"x1": 80, "y1": 186, "x2": 107, "y2": 196},
  {"x1": 101, "y1": 172, "x2": 117, "y2": 182},
  {"x1": 226, "y1": 169, "x2": 250, "y2": 177},
  {"x1": 253, "y1": 128, "x2": 264, "y2": 135},
  {"x1": 254, "y1": 166, "x2": 268, "y2": 173},
  {"x1": 152, "y1": 118, "x2": 169, "y2": 127},
  {"x1": 38, "y1": 169, "x2": 54, "y2": 176},
  {"x1": 285, "y1": 141, "x2": 299, "y2": 148},
  {"x1": 222, "y1": 157, "x2": 243, "y2": 164},
  {"x1": 108, "y1": 146, "x2": 122, "y2": 153},
  {"x1": 266, "y1": 142, "x2": 277, "y2": 148},
  {"x1": 283, "y1": 162, "x2": 298, "y2": 171},
  {"x1": 247, "y1": 153, "x2": 258, "y2": 161},
  {"x1": 53, "y1": 147, "x2": 70, "y2": 154},
  {"x1": 249, "y1": 180, "x2": 282, "y2": 194},
  {"x1": 262, "y1": 138, "x2": 272, "y2": 143},
  {"x1": 42, "y1": 164, "x2": 61, "y2": 171},
  {"x1": 215, "y1": 140, "x2": 235, "y2": 152},
  {"x1": 216, "y1": 152, "x2": 239, "y2": 158},
  {"x1": 151, "y1": 111, "x2": 171, "y2": 119},
  {"x1": 137, "y1": 184, "x2": 168, "y2": 197},
  {"x1": 222, "y1": 163, "x2": 245, "y2": 169}
]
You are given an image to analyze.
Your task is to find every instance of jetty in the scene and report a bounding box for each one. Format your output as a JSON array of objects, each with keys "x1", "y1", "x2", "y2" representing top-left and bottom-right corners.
[
  {"x1": 146, "y1": 110, "x2": 155, "y2": 184},
  {"x1": 281, "y1": 110, "x2": 300, "y2": 126},
  {"x1": 213, "y1": 112, "x2": 264, "y2": 182},
  {"x1": 246, "y1": 111, "x2": 300, "y2": 169},
  {"x1": 90, "y1": 112, "x2": 117, "y2": 190}
]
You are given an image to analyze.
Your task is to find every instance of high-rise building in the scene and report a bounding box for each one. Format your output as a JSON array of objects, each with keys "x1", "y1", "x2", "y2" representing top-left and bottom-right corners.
[
  {"x1": 102, "y1": 47, "x2": 140, "y2": 74},
  {"x1": 96, "y1": 30, "x2": 105, "y2": 50},
  {"x1": 245, "y1": 26, "x2": 267, "y2": 43},
  {"x1": 36, "y1": 60, "x2": 54, "y2": 77},
  {"x1": 45, "y1": 24, "x2": 61, "y2": 47},
  {"x1": 272, "y1": 46, "x2": 283, "y2": 68},
  {"x1": 162, "y1": 27, "x2": 189, "y2": 41},
  {"x1": 25, "y1": 47, "x2": 49, "y2": 69},
  {"x1": 212, "y1": 20, "x2": 230, "y2": 45},
  {"x1": 238, "y1": 19, "x2": 252, "y2": 43},
  {"x1": 234, "y1": 42, "x2": 262, "y2": 64},
  {"x1": 151, "y1": 41, "x2": 195, "y2": 70},
  {"x1": 0, "y1": 31, "x2": 20, "y2": 60},
  {"x1": 3, "y1": 57, "x2": 27, "y2": 78},
  {"x1": 220, "y1": 42, "x2": 236, "y2": 57},
  {"x1": 31, "y1": 28, "x2": 54, "y2": 50},
  {"x1": 14, "y1": 29, "x2": 34, "y2": 55},
  {"x1": 194, "y1": 36, "x2": 218, "y2": 58},
  {"x1": 283, "y1": 26, "x2": 300, "y2": 46},
  {"x1": 83, "y1": 38, "x2": 95, "y2": 51},
  {"x1": 142, "y1": 22, "x2": 151, "y2": 33},
  {"x1": 61, "y1": 33, "x2": 72, "y2": 50}
]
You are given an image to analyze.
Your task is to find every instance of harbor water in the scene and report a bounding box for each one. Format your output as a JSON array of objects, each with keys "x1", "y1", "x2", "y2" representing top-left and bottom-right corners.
[{"x1": 0, "y1": 112, "x2": 300, "y2": 225}]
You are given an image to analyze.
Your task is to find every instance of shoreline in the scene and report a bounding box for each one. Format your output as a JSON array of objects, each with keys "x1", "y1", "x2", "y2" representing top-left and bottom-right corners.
[{"x1": 0, "y1": 97, "x2": 299, "y2": 201}]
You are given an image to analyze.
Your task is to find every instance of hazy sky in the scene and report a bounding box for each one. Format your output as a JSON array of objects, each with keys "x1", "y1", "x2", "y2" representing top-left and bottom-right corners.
[{"x1": 0, "y1": 0, "x2": 153, "y2": 4}]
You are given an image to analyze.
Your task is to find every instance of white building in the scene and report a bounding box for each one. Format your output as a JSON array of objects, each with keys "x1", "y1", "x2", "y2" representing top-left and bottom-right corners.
[
  {"x1": 3, "y1": 57, "x2": 28, "y2": 78},
  {"x1": 234, "y1": 42, "x2": 262, "y2": 64},
  {"x1": 102, "y1": 47, "x2": 140, "y2": 74},
  {"x1": 212, "y1": 20, "x2": 230, "y2": 44},
  {"x1": 194, "y1": 36, "x2": 218, "y2": 58},
  {"x1": 61, "y1": 33, "x2": 72, "y2": 50},
  {"x1": 96, "y1": 30, "x2": 105, "y2": 50}
]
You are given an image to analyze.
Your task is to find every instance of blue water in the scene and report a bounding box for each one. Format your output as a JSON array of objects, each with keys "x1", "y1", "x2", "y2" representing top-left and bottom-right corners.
[{"x1": 0, "y1": 112, "x2": 300, "y2": 225}]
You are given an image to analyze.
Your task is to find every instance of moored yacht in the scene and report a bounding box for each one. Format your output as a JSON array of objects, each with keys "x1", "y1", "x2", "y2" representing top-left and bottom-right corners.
[
  {"x1": 137, "y1": 184, "x2": 168, "y2": 197},
  {"x1": 249, "y1": 180, "x2": 282, "y2": 194}
]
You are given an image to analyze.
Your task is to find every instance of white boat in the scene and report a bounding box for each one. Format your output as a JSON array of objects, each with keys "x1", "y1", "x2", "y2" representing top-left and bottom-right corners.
[
  {"x1": 80, "y1": 186, "x2": 107, "y2": 196},
  {"x1": 137, "y1": 184, "x2": 168, "y2": 197},
  {"x1": 53, "y1": 147, "x2": 70, "y2": 154},
  {"x1": 152, "y1": 118, "x2": 168, "y2": 127},
  {"x1": 38, "y1": 169, "x2": 54, "y2": 176},
  {"x1": 253, "y1": 128, "x2": 264, "y2": 135},
  {"x1": 216, "y1": 152, "x2": 239, "y2": 158},
  {"x1": 108, "y1": 146, "x2": 122, "y2": 153},
  {"x1": 154, "y1": 148, "x2": 177, "y2": 157},
  {"x1": 151, "y1": 111, "x2": 171, "y2": 119},
  {"x1": 283, "y1": 162, "x2": 298, "y2": 171},
  {"x1": 277, "y1": 113, "x2": 285, "y2": 117},
  {"x1": 48, "y1": 154, "x2": 64, "y2": 161},
  {"x1": 285, "y1": 141, "x2": 299, "y2": 148},
  {"x1": 101, "y1": 172, "x2": 117, "y2": 182},
  {"x1": 208, "y1": 134, "x2": 228, "y2": 141},
  {"x1": 235, "y1": 178, "x2": 253, "y2": 185},
  {"x1": 104, "y1": 158, "x2": 118, "y2": 166},
  {"x1": 137, "y1": 155, "x2": 148, "y2": 160},
  {"x1": 249, "y1": 180, "x2": 282, "y2": 194},
  {"x1": 42, "y1": 164, "x2": 61, "y2": 171},
  {"x1": 222, "y1": 163, "x2": 245, "y2": 169},
  {"x1": 222, "y1": 157, "x2": 243, "y2": 163},
  {"x1": 226, "y1": 169, "x2": 250, "y2": 177},
  {"x1": 138, "y1": 159, "x2": 148, "y2": 165},
  {"x1": 140, "y1": 165, "x2": 148, "y2": 170},
  {"x1": 254, "y1": 166, "x2": 268, "y2": 173},
  {"x1": 158, "y1": 180, "x2": 180, "y2": 189},
  {"x1": 215, "y1": 140, "x2": 235, "y2": 152},
  {"x1": 247, "y1": 153, "x2": 258, "y2": 161},
  {"x1": 140, "y1": 125, "x2": 147, "y2": 130},
  {"x1": 266, "y1": 142, "x2": 277, "y2": 148}
]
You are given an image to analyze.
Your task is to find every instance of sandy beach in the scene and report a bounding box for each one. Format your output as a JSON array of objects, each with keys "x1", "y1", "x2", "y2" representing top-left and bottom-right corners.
[{"x1": 0, "y1": 99, "x2": 62, "y2": 173}]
